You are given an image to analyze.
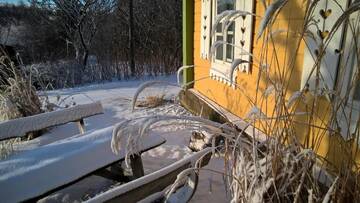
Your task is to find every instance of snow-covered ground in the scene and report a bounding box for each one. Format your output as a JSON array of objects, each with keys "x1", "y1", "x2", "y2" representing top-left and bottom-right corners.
[{"x1": 7, "y1": 75, "x2": 229, "y2": 202}]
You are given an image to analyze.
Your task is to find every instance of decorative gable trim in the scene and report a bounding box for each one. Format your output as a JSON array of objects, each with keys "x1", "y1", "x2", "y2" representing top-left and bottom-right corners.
[
  {"x1": 234, "y1": 0, "x2": 255, "y2": 74},
  {"x1": 200, "y1": 0, "x2": 212, "y2": 59}
]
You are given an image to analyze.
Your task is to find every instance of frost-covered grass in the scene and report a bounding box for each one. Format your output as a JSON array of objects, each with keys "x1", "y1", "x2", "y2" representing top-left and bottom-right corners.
[
  {"x1": 0, "y1": 62, "x2": 43, "y2": 122},
  {"x1": 0, "y1": 55, "x2": 44, "y2": 159}
]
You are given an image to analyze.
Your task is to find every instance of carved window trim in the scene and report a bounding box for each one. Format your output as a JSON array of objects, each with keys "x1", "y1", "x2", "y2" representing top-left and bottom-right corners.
[{"x1": 200, "y1": 0, "x2": 255, "y2": 87}]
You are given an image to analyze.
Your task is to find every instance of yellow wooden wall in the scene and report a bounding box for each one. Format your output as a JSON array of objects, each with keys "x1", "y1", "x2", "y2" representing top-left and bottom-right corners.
[{"x1": 193, "y1": 0, "x2": 360, "y2": 169}]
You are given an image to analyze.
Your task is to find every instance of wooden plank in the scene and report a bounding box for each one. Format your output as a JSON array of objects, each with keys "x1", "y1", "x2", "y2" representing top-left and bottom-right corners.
[
  {"x1": 0, "y1": 102, "x2": 104, "y2": 140},
  {"x1": 0, "y1": 127, "x2": 165, "y2": 203},
  {"x1": 86, "y1": 149, "x2": 212, "y2": 203},
  {"x1": 189, "y1": 89, "x2": 268, "y2": 142},
  {"x1": 106, "y1": 163, "x2": 191, "y2": 203},
  {"x1": 130, "y1": 154, "x2": 145, "y2": 179}
]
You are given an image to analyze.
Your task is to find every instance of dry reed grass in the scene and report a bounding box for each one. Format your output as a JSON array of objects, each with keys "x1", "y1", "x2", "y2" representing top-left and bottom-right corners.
[
  {"x1": 136, "y1": 94, "x2": 166, "y2": 109},
  {"x1": 0, "y1": 54, "x2": 43, "y2": 121},
  {"x1": 0, "y1": 52, "x2": 43, "y2": 158}
]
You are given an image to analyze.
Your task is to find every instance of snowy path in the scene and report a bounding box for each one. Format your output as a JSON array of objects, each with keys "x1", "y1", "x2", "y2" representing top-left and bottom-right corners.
[{"x1": 7, "y1": 75, "x2": 228, "y2": 202}]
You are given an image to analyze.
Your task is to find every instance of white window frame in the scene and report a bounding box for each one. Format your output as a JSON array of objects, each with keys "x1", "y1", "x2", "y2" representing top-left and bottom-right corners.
[
  {"x1": 200, "y1": 0, "x2": 254, "y2": 86},
  {"x1": 200, "y1": 0, "x2": 212, "y2": 60}
]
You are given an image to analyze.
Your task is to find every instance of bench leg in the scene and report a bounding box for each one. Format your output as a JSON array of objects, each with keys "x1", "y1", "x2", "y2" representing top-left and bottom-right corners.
[
  {"x1": 76, "y1": 119, "x2": 85, "y2": 134},
  {"x1": 130, "y1": 154, "x2": 145, "y2": 179}
]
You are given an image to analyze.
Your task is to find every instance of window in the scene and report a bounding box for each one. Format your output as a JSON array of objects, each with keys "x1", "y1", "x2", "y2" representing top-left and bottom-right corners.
[
  {"x1": 214, "y1": 0, "x2": 235, "y2": 62},
  {"x1": 200, "y1": 0, "x2": 254, "y2": 86}
]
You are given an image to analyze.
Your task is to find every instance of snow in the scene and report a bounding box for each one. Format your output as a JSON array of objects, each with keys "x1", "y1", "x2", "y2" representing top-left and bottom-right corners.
[
  {"x1": 1, "y1": 75, "x2": 228, "y2": 202},
  {"x1": 0, "y1": 127, "x2": 165, "y2": 203}
]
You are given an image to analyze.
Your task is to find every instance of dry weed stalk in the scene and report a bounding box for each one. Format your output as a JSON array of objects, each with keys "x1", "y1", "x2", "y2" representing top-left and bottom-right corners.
[{"x1": 136, "y1": 94, "x2": 166, "y2": 109}]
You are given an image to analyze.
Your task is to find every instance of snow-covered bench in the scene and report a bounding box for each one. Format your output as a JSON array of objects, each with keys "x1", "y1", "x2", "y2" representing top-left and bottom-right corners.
[
  {"x1": 0, "y1": 126, "x2": 166, "y2": 203},
  {"x1": 0, "y1": 102, "x2": 104, "y2": 140},
  {"x1": 86, "y1": 148, "x2": 212, "y2": 203}
]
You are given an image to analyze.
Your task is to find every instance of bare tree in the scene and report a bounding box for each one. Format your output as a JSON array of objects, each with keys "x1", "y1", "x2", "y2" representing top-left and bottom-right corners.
[
  {"x1": 128, "y1": 0, "x2": 135, "y2": 76},
  {"x1": 31, "y1": 0, "x2": 115, "y2": 69}
]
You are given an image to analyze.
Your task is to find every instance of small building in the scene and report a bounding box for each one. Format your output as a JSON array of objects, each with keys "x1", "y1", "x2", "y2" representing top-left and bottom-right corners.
[{"x1": 181, "y1": 0, "x2": 360, "y2": 169}]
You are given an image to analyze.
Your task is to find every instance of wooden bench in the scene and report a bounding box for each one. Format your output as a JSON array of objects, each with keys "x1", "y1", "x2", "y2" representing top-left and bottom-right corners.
[
  {"x1": 86, "y1": 148, "x2": 212, "y2": 203},
  {"x1": 0, "y1": 126, "x2": 166, "y2": 202},
  {"x1": 0, "y1": 102, "x2": 104, "y2": 141}
]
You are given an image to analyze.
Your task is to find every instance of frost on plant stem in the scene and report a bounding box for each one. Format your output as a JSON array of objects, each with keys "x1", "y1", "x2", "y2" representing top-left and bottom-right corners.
[
  {"x1": 250, "y1": 178, "x2": 274, "y2": 203},
  {"x1": 165, "y1": 149, "x2": 212, "y2": 201},
  {"x1": 211, "y1": 10, "x2": 233, "y2": 37},
  {"x1": 229, "y1": 59, "x2": 249, "y2": 84},
  {"x1": 322, "y1": 177, "x2": 338, "y2": 203},
  {"x1": 263, "y1": 85, "x2": 275, "y2": 98},
  {"x1": 287, "y1": 91, "x2": 302, "y2": 108},
  {"x1": 176, "y1": 65, "x2": 194, "y2": 87},
  {"x1": 257, "y1": 0, "x2": 288, "y2": 40},
  {"x1": 221, "y1": 10, "x2": 254, "y2": 35},
  {"x1": 245, "y1": 106, "x2": 267, "y2": 120},
  {"x1": 260, "y1": 63, "x2": 270, "y2": 72}
]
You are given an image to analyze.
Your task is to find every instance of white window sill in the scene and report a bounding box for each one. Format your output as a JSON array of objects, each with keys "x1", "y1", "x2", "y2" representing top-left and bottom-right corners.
[{"x1": 210, "y1": 61, "x2": 238, "y2": 88}]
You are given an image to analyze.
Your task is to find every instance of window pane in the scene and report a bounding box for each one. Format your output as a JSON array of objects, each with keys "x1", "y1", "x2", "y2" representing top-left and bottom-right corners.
[
  {"x1": 217, "y1": 0, "x2": 235, "y2": 14},
  {"x1": 216, "y1": 23, "x2": 222, "y2": 33},
  {"x1": 215, "y1": 20, "x2": 234, "y2": 32},
  {"x1": 226, "y1": 34, "x2": 234, "y2": 60},
  {"x1": 216, "y1": 36, "x2": 223, "y2": 60},
  {"x1": 227, "y1": 22, "x2": 235, "y2": 32}
]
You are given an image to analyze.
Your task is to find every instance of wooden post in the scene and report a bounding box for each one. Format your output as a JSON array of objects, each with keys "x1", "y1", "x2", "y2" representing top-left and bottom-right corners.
[
  {"x1": 130, "y1": 154, "x2": 145, "y2": 179},
  {"x1": 76, "y1": 119, "x2": 85, "y2": 134},
  {"x1": 183, "y1": 0, "x2": 194, "y2": 88}
]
